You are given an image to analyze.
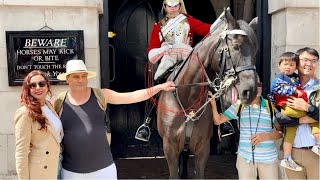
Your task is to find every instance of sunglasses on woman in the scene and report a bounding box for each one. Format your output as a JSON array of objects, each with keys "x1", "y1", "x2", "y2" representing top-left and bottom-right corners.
[
  {"x1": 257, "y1": 82, "x2": 262, "y2": 87},
  {"x1": 29, "y1": 81, "x2": 47, "y2": 89}
]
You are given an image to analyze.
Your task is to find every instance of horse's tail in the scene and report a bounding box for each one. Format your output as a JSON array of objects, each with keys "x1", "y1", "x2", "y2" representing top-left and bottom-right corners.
[{"x1": 179, "y1": 149, "x2": 190, "y2": 179}]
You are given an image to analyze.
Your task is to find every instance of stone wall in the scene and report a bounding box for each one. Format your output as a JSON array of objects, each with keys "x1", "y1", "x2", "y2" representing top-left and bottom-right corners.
[
  {"x1": 269, "y1": 0, "x2": 320, "y2": 78},
  {"x1": 0, "y1": 0, "x2": 103, "y2": 178}
]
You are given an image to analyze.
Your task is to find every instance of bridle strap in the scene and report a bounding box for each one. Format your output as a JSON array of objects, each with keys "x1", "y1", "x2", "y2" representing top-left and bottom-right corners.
[
  {"x1": 218, "y1": 38, "x2": 230, "y2": 79},
  {"x1": 235, "y1": 64, "x2": 256, "y2": 73}
]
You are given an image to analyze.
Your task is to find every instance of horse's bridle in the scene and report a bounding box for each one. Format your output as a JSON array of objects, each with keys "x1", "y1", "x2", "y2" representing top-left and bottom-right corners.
[
  {"x1": 216, "y1": 27, "x2": 256, "y2": 84},
  {"x1": 173, "y1": 26, "x2": 256, "y2": 122}
]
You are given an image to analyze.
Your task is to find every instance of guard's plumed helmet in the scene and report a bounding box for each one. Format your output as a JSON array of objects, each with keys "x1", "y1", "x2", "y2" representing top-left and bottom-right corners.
[{"x1": 162, "y1": 0, "x2": 187, "y2": 14}]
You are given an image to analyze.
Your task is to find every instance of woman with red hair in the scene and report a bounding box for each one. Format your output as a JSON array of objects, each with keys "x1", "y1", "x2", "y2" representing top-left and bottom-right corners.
[{"x1": 14, "y1": 70, "x2": 63, "y2": 179}]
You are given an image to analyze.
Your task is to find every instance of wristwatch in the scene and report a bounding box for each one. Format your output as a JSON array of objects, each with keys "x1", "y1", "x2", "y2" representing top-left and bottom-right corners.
[{"x1": 307, "y1": 105, "x2": 316, "y2": 114}]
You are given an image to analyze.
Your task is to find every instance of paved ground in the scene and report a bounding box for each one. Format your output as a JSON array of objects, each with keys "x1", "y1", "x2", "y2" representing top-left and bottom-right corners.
[{"x1": 115, "y1": 154, "x2": 238, "y2": 179}]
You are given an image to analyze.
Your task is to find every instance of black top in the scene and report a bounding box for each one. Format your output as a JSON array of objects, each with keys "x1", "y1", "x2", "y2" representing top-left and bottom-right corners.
[{"x1": 60, "y1": 89, "x2": 114, "y2": 173}]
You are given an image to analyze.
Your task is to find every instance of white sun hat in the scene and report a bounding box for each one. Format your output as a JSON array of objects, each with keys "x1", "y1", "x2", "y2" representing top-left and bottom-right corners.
[{"x1": 57, "y1": 60, "x2": 96, "y2": 81}]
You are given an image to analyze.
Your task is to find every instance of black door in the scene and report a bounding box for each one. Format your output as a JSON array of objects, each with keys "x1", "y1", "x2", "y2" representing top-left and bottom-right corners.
[
  {"x1": 108, "y1": 0, "x2": 163, "y2": 158},
  {"x1": 108, "y1": 0, "x2": 217, "y2": 158}
]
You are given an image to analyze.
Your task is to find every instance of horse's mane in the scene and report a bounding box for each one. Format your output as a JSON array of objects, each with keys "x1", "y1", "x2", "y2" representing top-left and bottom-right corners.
[{"x1": 237, "y1": 20, "x2": 258, "y2": 54}]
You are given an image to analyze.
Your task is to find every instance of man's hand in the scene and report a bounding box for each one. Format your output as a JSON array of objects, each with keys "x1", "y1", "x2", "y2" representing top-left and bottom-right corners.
[
  {"x1": 295, "y1": 89, "x2": 303, "y2": 97},
  {"x1": 250, "y1": 133, "x2": 268, "y2": 146},
  {"x1": 287, "y1": 97, "x2": 310, "y2": 112},
  {"x1": 160, "y1": 81, "x2": 176, "y2": 91},
  {"x1": 208, "y1": 91, "x2": 217, "y2": 106},
  {"x1": 208, "y1": 91, "x2": 215, "y2": 99}
]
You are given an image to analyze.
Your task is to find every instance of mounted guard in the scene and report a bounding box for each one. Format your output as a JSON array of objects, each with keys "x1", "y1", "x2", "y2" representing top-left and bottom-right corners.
[{"x1": 135, "y1": 0, "x2": 212, "y2": 141}]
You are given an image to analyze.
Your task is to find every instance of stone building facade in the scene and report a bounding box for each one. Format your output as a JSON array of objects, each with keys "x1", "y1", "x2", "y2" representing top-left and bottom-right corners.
[
  {"x1": 0, "y1": 0, "x2": 318, "y2": 178},
  {"x1": 0, "y1": 0, "x2": 103, "y2": 178}
]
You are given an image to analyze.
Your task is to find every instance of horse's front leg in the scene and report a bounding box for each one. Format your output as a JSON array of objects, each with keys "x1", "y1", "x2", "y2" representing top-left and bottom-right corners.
[
  {"x1": 193, "y1": 141, "x2": 210, "y2": 179},
  {"x1": 163, "y1": 138, "x2": 180, "y2": 179}
]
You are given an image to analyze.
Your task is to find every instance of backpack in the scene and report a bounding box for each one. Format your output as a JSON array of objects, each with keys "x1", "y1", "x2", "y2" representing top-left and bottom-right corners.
[
  {"x1": 233, "y1": 99, "x2": 274, "y2": 151},
  {"x1": 236, "y1": 99, "x2": 274, "y2": 127},
  {"x1": 54, "y1": 88, "x2": 111, "y2": 145}
]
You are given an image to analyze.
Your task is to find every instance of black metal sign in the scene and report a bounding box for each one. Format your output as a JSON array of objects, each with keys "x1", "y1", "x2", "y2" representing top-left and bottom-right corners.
[{"x1": 6, "y1": 31, "x2": 85, "y2": 86}]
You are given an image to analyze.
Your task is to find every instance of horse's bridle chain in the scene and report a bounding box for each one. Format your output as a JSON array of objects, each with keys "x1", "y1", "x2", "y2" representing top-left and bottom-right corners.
[{"x1": 177, "y1": 72, "x2": 237, "y2": 122}]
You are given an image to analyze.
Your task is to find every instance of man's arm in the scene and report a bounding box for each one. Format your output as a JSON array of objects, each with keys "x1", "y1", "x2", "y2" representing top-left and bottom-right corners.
[
  {"x1": 287, "y1": 97, "x2": 319, "y2": 121},
  {"x1": 209, "y1": 93, "x2": 230, "y2": 125},
  {"x1": 275, "y1": 107, "x2": 299, "y2": 126},
  {"x1": 147, "y1": 23, "x2": 161, "y2": 53},
  {"x1": 250, "y1": 124, "x2": 283, "y2": 146},
  {"x1": 188, "y1": 16, "x2": 211, "y2": 36},
  {"x1": 306, "y1": 105, "x2": 319, "y2": 121},
  {"x1": 299, "y1": 116, "x2": 317, "y2": 124},
  {"x1": 102, "y1": 81, "x2": 175, "y2": 105}
]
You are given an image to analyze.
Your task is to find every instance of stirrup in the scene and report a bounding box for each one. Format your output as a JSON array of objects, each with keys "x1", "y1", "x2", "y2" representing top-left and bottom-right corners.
[
  {"x1": 135, "y1": 124, "x2": 151, "y2": 142},
  {"x1": 218, "y1": 121, "x2": 235, "y2": 141}
]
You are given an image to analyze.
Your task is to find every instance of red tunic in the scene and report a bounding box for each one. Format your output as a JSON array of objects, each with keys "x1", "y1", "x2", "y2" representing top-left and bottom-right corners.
[{"x1": 147, "y1": 14, "x2": 211, "y2": 53}]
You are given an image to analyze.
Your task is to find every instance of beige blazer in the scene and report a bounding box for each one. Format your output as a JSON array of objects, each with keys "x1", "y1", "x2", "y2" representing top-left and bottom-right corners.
[{"x1": 15, "y1": 101, "x2": 64, "y2": 179}]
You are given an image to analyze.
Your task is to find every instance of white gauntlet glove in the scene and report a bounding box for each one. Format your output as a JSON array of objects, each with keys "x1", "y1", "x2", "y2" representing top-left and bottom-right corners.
[{"x1": 148, "y1": 42, "x2": 173, "y2": 64}]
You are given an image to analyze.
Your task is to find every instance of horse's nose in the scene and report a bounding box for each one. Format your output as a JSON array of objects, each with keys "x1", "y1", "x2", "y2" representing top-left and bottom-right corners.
[{"x1": 242, "y1": 89, "x2": 251, "y2": 100}]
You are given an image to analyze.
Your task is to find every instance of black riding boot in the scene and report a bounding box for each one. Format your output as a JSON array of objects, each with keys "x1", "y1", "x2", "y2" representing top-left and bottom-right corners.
[
  {"x1": 135, "y1": 117, "x2": 152, "y2": 142},
  {"x1": 135, "y1": 74, "x2": 166, "y2": 142}
]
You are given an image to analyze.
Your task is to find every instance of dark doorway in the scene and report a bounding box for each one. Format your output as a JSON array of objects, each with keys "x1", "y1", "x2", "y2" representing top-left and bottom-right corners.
[
  {"x1": 108, "y1": 0, "x2": 215, "y2": 158},
  {"x1": 108, "y1": 0, "x2": 161, "y2": 158}
]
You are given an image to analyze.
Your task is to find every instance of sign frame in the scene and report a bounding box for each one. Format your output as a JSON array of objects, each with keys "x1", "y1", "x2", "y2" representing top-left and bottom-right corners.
[{"x1": 6, "y1": 30, "x2": 85, "y2": 86}]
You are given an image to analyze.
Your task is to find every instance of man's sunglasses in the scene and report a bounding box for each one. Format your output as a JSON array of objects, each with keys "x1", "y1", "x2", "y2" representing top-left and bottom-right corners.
[{"x1": 29, "y1": 81, "x2": 47, "y2": 89}]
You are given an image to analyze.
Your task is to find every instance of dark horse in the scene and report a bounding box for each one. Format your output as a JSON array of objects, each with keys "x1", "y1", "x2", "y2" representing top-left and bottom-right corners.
[{"x1": 156, "y1": 9, "x2": 259, "y2": 179}]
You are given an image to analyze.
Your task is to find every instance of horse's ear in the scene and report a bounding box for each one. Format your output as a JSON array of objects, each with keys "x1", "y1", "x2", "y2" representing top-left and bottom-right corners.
[
  {"x1": 225, "y1": 8, "x2": 237, "y2": 30},
  {"x1": 249, "y1": 17, "x2": 258, "y2": 34}
]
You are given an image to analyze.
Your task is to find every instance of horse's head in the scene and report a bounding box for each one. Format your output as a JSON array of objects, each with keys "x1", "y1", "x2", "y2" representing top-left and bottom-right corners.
[{"x1": 207, "y1": 9, "x2": 258, "y2": 107}]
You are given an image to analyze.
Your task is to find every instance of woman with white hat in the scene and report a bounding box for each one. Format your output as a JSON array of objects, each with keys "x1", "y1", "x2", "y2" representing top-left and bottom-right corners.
[
  {"x1": 55, "y1": 60, "x2": 175, "y2": 179},
  {"x1": 136, "y1": 0, "x2": 212, "y2": 141}
]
